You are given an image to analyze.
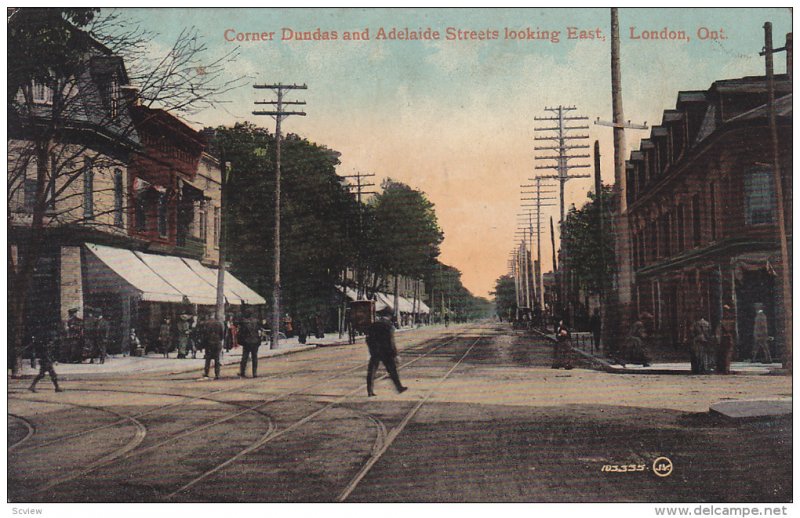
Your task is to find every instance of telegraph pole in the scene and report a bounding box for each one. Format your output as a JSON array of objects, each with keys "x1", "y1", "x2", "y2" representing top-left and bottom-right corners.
[
  {"x1": 253, "y1": 82, "x2": 307, "y2": 349},
  {"x1": 521, "y1": 177, "x2": 557, "y2": 311},
  {"x1": 760, "y1": 22, "x2": 792, "y2": 370},
  {"x1": 342, "y1": 171, "x2": 376, "y2": 299},
  {"x1": 534, "y1": 106, "x2": 592, "y2": 223}
]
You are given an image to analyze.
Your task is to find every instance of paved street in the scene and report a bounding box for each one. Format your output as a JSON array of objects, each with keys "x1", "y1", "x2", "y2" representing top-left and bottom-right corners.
[{"x1": 8, "y1": 323, "x2": 792, "y2": 503}]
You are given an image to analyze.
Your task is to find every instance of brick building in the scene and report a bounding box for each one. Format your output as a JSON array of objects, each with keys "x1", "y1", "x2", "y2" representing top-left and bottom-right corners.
[
  {"x1": 624, "y1": 70, "x2": 791, "y2": 361},
  {"x1": 8, "y1": 31, "x2": 263, "y2": 357}
]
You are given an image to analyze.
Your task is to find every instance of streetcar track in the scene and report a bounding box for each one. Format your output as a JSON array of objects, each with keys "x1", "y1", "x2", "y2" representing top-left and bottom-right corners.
[
  {"x1": 336, "y1": 331, "x2": 487, "y2": 502},
  {"x1": 165, "y1": 327, "x2": 482, "y2": 499},
  {"x1": 9, "y1": 326, "x2": 477, "y2": 501},
  {"x1": 8, "y1": 413, "x2": 36, "y2": 452},
  {"x1": 6, "y1": 397, "x2": 150, "y2": 497}
]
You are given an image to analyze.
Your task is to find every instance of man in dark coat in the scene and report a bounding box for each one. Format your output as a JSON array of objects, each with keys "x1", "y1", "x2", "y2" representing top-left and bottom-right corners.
[
  {"x1": 199, "y1": 311, "x2": 225, "y2": 380},
  {"x1": 29, "y1": 323, "x2": 63, "y2": 393},
  {"x1": 83, "y1": 307, "x2": 98, "y2": 363},
  {"x1": 365, "y1": 317, "x2": 408, "y2": 397},
  {"x1": 238, "y1": 307, "x2": 262, "y2": 378},
  {"x1": 94, "y1": 307, "x2": 110, "y2": 364},
  {"x1": 589, "y1": 308, "x2": 602, "y2": 352},
  {"x1": 63, "y1": 308, "x2": 84, "y2": 363}
]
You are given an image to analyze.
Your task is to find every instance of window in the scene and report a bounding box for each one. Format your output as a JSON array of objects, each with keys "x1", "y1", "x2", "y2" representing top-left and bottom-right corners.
[
  {"x1": 709, "y1": 181, "x2": 716, "y2": 240},
  {"x1": 661, "y1": 213, "x2": 671, "y2": 258},
  {"x1": 198, "y1": 201, "x2": 207, "y2": 244},
  {"x1": 744, "y1": 166, "x2": 775, "y2": 225},
  {"x1": 114, "y1": 169, "x2": 124, "y2": 227},
  {"x1": 24, "y1": 179, "x2": 37, "y2": 213},
  {"x1": 157, "y1": 192, "x2": 168, "y2": 237},
  {"x1": 213, "y1": 206, "x2": 221, "y2": 247},
  {"x1": 676, "y1": 204, "x2": 685, "y2": 252},
  {"x1": 692, "y1": 194, "x2": 701, "y2": 247},
  {"x1": 135, "y1": 196, "x2": 147, "y2": 232},
  {"x1": 83, "y1": 157, "x2": 94, "y2": 219},
  {"x1": 32, "y1": 81, "x2": 52, "y2": 104}
]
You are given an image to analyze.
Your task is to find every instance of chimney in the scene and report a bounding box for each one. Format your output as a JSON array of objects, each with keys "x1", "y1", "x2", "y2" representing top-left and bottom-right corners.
[
  {"x1": 120, "y1": 84, "x2": 140, "y2": 107},
  {"x1": 786, "y1": 33, "x2": 792, "y2": 79}
]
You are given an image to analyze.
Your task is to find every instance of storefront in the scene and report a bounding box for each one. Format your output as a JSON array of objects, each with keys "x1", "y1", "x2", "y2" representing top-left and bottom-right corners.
[{"x1": 83, "y1": 242, "x2": 265, "y2": 352}]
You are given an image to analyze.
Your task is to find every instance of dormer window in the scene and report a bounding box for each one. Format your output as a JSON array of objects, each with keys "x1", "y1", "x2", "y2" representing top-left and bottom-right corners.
[{"x1": 32, "y1": 81, "x2": 53, "y2": 104}]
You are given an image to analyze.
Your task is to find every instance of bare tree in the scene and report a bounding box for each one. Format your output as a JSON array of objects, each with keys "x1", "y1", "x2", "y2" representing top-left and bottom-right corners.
[{"x1": 7, "y1": 8, "x2": 246, "y2": 376}]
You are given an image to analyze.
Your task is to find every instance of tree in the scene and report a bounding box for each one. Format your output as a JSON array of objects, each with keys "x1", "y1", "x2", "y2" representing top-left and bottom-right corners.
[
  {"x1": 7, "y1": 8, "x2": 244, "y2": 375},
  {"x1": 215, "y1": 124, "x2": 357, "y2": 324},
  {"x1": 425, "y1": 260, "x2": 491, "y2": 322},
  {"x1": 559, "y1": 185, "x2": 616, "y2": 321},
  {"x1": 365, "y1": 179, "x2": 443, "y2": 291},
  {"x1": 492, "y1": 275, "x2": 517, "y2": 321}
]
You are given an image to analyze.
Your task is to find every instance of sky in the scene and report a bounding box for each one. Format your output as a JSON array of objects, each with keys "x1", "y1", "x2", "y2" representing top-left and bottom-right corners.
[{"x1": 122, "y1": 7, "x2": 792, "y2": 298}]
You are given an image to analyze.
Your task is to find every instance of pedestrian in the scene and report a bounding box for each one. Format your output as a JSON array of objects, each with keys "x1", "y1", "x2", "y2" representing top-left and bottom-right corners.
[
  {"x1": 315, "y1": 313, "x2": 325, "y2": 339},
  {"x1": 93, "y1": 307, "x2": 110, "y2": 364},
  {"x1": 752, "y1": 306, "x2": 772, "y2": 363},
  {"x1": 624, "y1": 315, "x2": 651, "y2": 367},
  {"x1": 129, "y1": 328, "x2": 144, "y2": 357},
  {"x1": 199, "y1": 310, "x2": 225, "y2": 380},
  {"x1": 28, "y1": 323, "x2": 63, "y2": 393},
  {"x1": 690, "y1": 313, "x2": 712, "y2": 374},
  {"x1": 297, "y1": 317, "x2": 307, "y2": 344},
  {"x1": 83, "y1": 307, "x2": 98, "y2": 363},
  {"x1": 589, "y1": 308, "x2": 602, "y2": 352},
  {"x1": 283, "y1": 313, "x2": 294, "y2": 338},
  {"x1": 63, "y1": 307, "x2": 84, "y2": 363},
  {"x1": 716, "y1": 304, "x2": 735, "y2": 374},
  {"x1": 238, "y1": 306, "x2": 261, "y2": 378},
  {"x1": 176, "y1": 313, "x2": 192, "y2": 359},
  {"x1": 365, "y1": 317, "x2": 408, "y2": 396},
  {"x1": 224, "y1": 314, "x2": 238, "y2": 352},
  {"x1": 159, "y1": 316, "x2": 173, "y2": 358},
  {"x1": 552, "y1": 320, "x2": 574, "y2": 369}
]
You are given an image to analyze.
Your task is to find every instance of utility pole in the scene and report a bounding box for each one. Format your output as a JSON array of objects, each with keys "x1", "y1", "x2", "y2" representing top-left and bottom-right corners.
[
  {"x1": 534, "y1": 106, "x2": 592, "y2": 224},
  {"x1": 253, "y1": 82, "x2": 307, "y2": 349},
  {"x1": 342, "y1": 171, "x2": 376, "y2": 299},
  {"x1": 215, "y1": 154, "x2": 231, "y2": 323},
  {"x1": 760, "y1": 22, "x2": 792, "y2": 371},
  {"x1": 521, "y1": 177, "x2": 557, "y2": 311},
  {"x1": 593, "y1": 141, "x2": 605, "y2": 313}
]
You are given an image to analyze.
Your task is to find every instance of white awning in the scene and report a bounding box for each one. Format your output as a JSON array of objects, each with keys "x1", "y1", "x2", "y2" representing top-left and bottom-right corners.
[
  {"x1": 85, "y1": 243, "x2": 185, "y2": 303},
  {"x1": 182, "y1": 258, "x2": 266, "y2": 305},
  {"x1": 85, "y1": 243, "x2": 266, "y2": 305},
  {"x1": 134, "y1": 250, "x2": 218, "y2": 305}
]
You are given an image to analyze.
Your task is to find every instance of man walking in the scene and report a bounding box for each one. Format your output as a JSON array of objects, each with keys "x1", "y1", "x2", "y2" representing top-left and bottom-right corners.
[
  {"x1": 199, "y1": 310, "x2": 225, "y2": 380},
  {"x1": 589, "y1": 308, "x2": 602, "y2": 352},
  {"x1": 365, "y1": 317, "x2": 408, "y2": 397},
  {"x1": 29, "y1": 322, "x2": 63, "y2": 393},
  {"x1": 238, "y1": 307, "x2": 261, "y2": 378}
]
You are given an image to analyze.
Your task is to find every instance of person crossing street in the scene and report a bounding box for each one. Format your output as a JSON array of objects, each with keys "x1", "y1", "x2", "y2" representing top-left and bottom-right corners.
[{"x1": 365, "y1": 316, "x2": 408, "y2": 397}]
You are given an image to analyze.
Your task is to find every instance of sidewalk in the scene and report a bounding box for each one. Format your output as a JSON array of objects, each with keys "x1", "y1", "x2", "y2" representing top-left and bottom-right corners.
[
  {"x1": 13, "y1": 324, "x2": 435, "y2": 378},
  {"x1": 533, "y1": 329, "x2": 784, "y2": 376}
]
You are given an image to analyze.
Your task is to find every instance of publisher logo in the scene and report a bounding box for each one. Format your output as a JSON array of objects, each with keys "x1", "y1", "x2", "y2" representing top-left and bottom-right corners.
[{"x1": 653, "y1": 456, "x2": 673, "y2": 477}]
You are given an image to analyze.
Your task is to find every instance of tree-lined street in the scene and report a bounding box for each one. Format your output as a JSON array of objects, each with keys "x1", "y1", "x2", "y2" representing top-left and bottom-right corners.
[{"x1": 8, "y1": 323, "x2": 791, "y2": 503}]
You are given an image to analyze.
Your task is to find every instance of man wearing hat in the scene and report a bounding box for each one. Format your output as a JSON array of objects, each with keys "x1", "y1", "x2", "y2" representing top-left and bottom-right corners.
[
  {"x1": 29, "y1": 320, "x2": 63, "y2": 393},
  {"x1": 365, "y1": 316, "x2": 408, "y2": 397},
  {"x1": 238, "y1": 306, "x2": 262, "y2": 377},
  {"x1": 199, "y1": 310, "x2": 225, "y2": 380},
  {"x1": 63, "y1": 307, "x2": 84, "y2": 363},
  {"x1": 83, "y1": 306, "x2": 98, "y2": 363}
]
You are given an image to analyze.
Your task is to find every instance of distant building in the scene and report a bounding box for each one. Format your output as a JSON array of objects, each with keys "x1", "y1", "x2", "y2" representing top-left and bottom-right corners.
[{"x1": 624, "y1": 67, "x2": 791, "y2": 360}]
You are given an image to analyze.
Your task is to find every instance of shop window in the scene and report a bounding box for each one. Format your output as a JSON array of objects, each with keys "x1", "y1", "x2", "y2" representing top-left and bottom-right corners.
[
  {"x1": 135, "y1": 196, "x2": 147, "y2": 232},
  {"x1": 744, "y1": 166, "x2": 775, "y2": 225}
]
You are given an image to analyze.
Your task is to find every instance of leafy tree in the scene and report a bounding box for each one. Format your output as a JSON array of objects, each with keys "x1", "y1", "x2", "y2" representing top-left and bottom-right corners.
[
  {"x1": 365, "y1": 179, "x2": 443, "y2": 285},
  {"x1": 215, "y1": 124, "x2": 357, "y2": 323},
  {"x1": 425, "y1": 260, "x2": 492, "y2": 321},
  {"x1": 492, "y1": 275, "x2": 517, "y2": 321},
  {"x1": 560, "y1": 185, "x2": 616, "y2": 298}
]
